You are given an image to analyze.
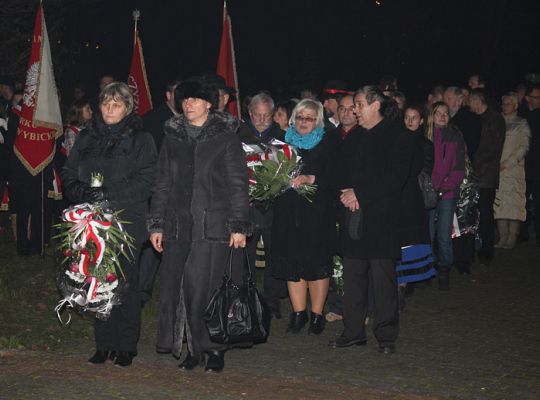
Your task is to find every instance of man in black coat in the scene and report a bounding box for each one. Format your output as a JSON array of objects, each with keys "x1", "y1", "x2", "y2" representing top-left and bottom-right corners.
[
  {"x1": 444, "y1": 86, "x2": 481, "y2": 160},
  {"x1": 444, "y1": 86, "x2": 481, "y2": 273},
  {"x1": 138, "y1": 79, "x2": 180, "y2": 306},
  {"x1": 469, "y1": 89, "x2": 506, "y2": 265},
  {"x1": 325, "y1": 94, "x2": 359, "y2": 322},
  {"x1": 522, "y1": 83, "x2": 540, "y2": 244},
  {"x1": 329, "y1": 86, "x2": 413, "y2": 354},
  {"x1": 238, "y1": 93, "x2": 287, "y2": 318}
]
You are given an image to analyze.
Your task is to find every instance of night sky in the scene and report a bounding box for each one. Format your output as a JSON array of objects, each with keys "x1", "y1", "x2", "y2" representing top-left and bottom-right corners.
[{"x1": 45, "y1": 0, "x2": 540, "y2": 103}]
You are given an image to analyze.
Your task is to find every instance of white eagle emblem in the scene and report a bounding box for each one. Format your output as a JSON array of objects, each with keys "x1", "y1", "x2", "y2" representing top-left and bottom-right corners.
[
  {"x1": 23, "y1": 62, "x2": 40, "y2": 108},
  {"x1": 128, "y1": 75, "x2": 140, "y2": 111}
]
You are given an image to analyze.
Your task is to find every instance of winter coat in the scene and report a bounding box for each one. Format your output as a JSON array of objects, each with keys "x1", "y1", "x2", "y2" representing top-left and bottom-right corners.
[
  {"x1": 451, "y1": 107, "x2": 481, "y2": 161},
  {"x1": 494, "y1": 115, "x2": 530, "y2": 221},
  {"x1": 147, "y1": 111, "x2": 251, "y2": 358},
  {"x1": 238, "y1": 121, "x2": 285, "y2": 145},
  {"x1": 337, "y1": 118, "x2": 414, "y2": 259},
  {"x1": 399, "y1": 132, "x2": 431, "y2": 247},
  {"x1": 473, "y1": 106, "x2": 506, "y2": 189},
  {"x1": 62, "y1": 113, "x2": 157, "y2": 244},
  {"x1": 271, "y1": 132, "x2": 338, "y2": 281},
  {"x1": 524, "y1": 108, "x2": 540, "y2": 181},
  {"x1": 431, "y1": 126, "x2": 466, "y2": 200}
]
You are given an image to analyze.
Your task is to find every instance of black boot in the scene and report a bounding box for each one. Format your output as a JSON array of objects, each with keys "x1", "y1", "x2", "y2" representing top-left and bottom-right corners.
[
  {"x1": 286, "y1": 311, "x2": 308, "y2": 334},
  {"x1": 438, "y1": 267, "x2": 450, "y2": 291},
  {"x1": 88, "y1": 350, "x2": 110, "y2": 364},
  {"x1": 308, "y1": 312, "x2": 325, "y2": 335},
  {"x1": 179, "y1": 352, "x2": 204, "y2": 371},
  {"x1": 114, "y1": 351, "x2": 134, "y2": 367},
  {"x1": 205, "y1": 350, "x2": 225, "y2": 373}
]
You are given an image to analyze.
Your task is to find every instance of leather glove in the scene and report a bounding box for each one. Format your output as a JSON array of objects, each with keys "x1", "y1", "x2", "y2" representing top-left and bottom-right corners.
[{"x1": 82, "y1": 186, "x2": 108, "y2": 203}]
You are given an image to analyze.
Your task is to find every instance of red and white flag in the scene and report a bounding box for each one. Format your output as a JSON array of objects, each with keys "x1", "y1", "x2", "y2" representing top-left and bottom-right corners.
[
  {"x1": 127, "y1": 10, "x2": 152, "y2": 116},
  {"x1": 14, "y1": 2, "x2": 63, "y2": 176},
  {"x1": 217, "y1": 1, "x2": 240, "y2": 118}
]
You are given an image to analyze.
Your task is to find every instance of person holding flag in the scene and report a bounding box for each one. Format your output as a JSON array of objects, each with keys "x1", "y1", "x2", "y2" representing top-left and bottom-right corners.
[{"x1": 11, "y1": 2, "x2": 62, "y2": 256}]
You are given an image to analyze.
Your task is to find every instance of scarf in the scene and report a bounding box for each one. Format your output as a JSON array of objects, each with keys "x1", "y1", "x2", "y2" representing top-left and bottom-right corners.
[{"x1": 285, "y1": 125, "x2": 324, "y2": 150}]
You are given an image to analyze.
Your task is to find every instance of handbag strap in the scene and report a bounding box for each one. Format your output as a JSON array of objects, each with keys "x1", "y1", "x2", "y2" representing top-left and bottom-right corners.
[{"x1": 224, "y1": 248, "x2": 253, "y2": 284}]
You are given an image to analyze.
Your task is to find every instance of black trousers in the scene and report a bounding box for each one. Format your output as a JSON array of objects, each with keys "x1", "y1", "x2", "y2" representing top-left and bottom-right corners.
[
  {"x1": 12, "y1": 182, "x2": 51, "y2": 254},
  {"x1": 95, "y1": 251, "x2": 142, "y2": 353},
  {"x1": 342, "y1": 257, "x2": 399, "y2": 345},
  {"x1": 452, "y1": 233, "x2": 475, "y2": 270},
  {"x1": 478, "y1": 188, "x2": 496, "y2": 261}
]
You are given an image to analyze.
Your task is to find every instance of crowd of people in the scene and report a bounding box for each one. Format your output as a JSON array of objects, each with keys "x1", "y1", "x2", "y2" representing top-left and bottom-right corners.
[{"x1": 0, "y1": 71, "x2": 539, "y2": 371}]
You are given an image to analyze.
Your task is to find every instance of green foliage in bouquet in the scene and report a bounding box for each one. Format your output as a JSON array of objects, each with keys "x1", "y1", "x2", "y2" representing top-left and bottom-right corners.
[{"x1": 249, "y1": 150, "x2": 317, "y2": 203}]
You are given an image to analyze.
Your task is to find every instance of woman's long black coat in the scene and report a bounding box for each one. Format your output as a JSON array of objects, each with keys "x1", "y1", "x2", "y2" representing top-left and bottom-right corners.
[{"x1": 147, "y1": 112, "x2": 251, "y2": 358}]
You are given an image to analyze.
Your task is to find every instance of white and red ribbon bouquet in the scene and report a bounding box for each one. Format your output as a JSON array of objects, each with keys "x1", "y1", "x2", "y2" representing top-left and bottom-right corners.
[
  {"x1": 54, "y1": 173, "x2": 135, "y2": 322},
  {"x1": 243, "y1": 139, "x2": 317, "y2": 203}
]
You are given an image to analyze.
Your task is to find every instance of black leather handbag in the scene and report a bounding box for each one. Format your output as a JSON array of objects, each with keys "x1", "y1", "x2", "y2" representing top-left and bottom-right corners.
[{"x1": 204, "y1": 248, "x2": 271, "y2": 345}]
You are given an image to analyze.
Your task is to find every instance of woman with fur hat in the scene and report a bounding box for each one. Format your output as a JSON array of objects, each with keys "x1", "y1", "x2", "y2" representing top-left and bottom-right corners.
[{"x1": 148, "y1": 77, "x2": 251, "y2": 373}]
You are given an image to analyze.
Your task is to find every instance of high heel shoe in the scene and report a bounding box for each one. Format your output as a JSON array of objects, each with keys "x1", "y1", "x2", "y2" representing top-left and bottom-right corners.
[
  {"x1": 286, "y1": 311, "x2": 308, "y2": 334},
  {"x1": 205, "y1": 350, "x2": 225, "y2": 373},
  {"x1": 308, "y1": 312, "x2": 325, "y2": 335},
  {"x1": 179, "y1": 352, "x2": 205, "y2": 370}
]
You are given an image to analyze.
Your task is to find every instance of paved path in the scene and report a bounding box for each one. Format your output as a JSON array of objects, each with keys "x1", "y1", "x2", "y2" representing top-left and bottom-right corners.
[{"x1": 1, "y1": 237, "x2": 539, "y2": 399}]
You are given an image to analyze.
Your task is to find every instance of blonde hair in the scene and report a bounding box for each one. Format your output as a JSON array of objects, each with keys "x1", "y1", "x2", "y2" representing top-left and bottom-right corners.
[
  {"x1": 425, "y1": 101, "x2": 448, "y2": 142},
  {"x1": 289, "y1": 99, "x2": 325, "y2": 129}
]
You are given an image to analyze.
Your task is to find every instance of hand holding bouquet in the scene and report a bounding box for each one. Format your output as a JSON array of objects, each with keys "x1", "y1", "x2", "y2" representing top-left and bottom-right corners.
[{"x1": 248, "y1": 148, "x2": 317, "y2": 203}]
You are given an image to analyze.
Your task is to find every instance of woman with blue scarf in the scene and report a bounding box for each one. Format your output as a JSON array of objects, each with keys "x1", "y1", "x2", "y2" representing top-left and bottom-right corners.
[{"x1": 271, "y1": 99, "x2": 338, "y2": 336}]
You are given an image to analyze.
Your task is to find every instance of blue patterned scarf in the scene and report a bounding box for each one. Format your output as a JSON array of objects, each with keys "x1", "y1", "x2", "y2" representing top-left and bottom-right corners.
[{"x1": 285, "y1": 125, "x2": 324, "y2": 150}]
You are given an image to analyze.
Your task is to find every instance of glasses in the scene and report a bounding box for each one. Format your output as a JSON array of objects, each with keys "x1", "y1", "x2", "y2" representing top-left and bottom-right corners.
[
  {"x1": 338, "y1": 106, "x2": 355, "y2": 113},
  {"x1": 295, "y1": 115, "x2": 316, "y2": 123}
]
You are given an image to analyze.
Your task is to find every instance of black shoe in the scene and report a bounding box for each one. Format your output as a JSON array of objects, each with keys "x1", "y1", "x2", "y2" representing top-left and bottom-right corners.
[
  {"x1": 179, "y1": 352, "x2": 204, "y2": 370},
  {"x1": 328, "y1": 335, "x2": 367, "y2": 348},
  {"x1": 205, "y1": 350, "x2": 225, "y2": 373},
  {"x1": 438, "y1": 267, "x2": 450, "y2": 291},
  {"x1": 88, "y1": 350, "x2": 110, "y2": 364},
  {"x1": 308, "y1": 312, "x2": 325, "y2": 335},
  {"x1": 286, "y1": 311, "x2": 308, "y2": 334},
  {"x1": 378, "y1": 343, "x2": 396, "y2": 354},
  {"x1": 114, "y1": 351, "x2": 133, "y2": 367}
]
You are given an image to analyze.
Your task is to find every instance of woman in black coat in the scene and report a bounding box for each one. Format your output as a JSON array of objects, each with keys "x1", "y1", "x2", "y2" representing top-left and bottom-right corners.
[
  {"x1": 271, "y1": 99, "x2": 337, "y2": 335},
  {"x1": 148, "y1": 78, "x2": 251, "y2": 373},
  {"x1": 62, "y1": 82, "x2": 157, "y2": 367}
]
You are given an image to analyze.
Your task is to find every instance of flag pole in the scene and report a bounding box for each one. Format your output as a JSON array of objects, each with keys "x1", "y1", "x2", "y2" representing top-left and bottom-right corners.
[{"x1": 132, "y1": 9, "x2": 140, "y2": 43}]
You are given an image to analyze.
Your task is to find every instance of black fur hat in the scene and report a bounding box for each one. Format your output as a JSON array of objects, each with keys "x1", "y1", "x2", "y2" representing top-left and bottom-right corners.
[{"x1": 174, "y1": 76, "x2": 219, "y2": 111}]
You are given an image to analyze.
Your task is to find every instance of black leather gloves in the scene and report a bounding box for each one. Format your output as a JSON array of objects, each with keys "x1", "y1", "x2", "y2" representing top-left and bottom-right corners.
[{"x1": 82, "y1": 186, "x2": 108, "y2": 203}]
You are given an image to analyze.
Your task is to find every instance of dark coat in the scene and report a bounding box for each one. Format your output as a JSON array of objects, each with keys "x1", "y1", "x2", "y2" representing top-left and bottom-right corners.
[
  {"x1": 147, "y1": 111, "x2": 251, "y2": 357},
  {"x1": 525, "y1": 108, "x2": 540, "y2": 180},
  {"x1": 62, "y1": 113, "x2": 157, "y2": 244},
  {"x1": 452, "y1": 107, "x2": 481, "y2": 161},
  {"x1": 337, "y1": 118, "x2": 413, "y2": 259},
  {"x1": 237, "y1": 121, "x2": 285, "y2": 145},
  {"x1": 399, "y1": 132, "x2": 431, "y2": 247},
  {"x1": 473, "y1": 106, "x2": 506, "y2": 189},
  {"x1": 271, "y1": 133, "x2": 338, "y2": 281},
  {"x1": 142, "y1": 102, "x2": 175, "y2": 151}
]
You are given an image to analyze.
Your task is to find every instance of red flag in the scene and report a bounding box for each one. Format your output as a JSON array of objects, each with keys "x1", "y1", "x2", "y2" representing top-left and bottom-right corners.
[
  {"x1": 14, "y1": 2, "x2": 63, "y2": 176},
  {"x1": 217, "y1": 2, "x2": 240, "y2": 118},
  {"x1": 127, "y1": 13, "x2": 152, "y2": 116}
]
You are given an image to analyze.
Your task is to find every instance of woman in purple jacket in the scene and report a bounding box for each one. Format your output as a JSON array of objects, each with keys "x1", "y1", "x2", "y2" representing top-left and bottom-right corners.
[{"x1": 426, "y1": 102, "x2": 465, "y2": 290}]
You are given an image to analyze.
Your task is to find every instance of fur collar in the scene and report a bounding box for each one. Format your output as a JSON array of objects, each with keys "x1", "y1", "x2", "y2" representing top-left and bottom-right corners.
[{"x1": 163, "y1": 111, "x2": 239, "y2": 142}]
